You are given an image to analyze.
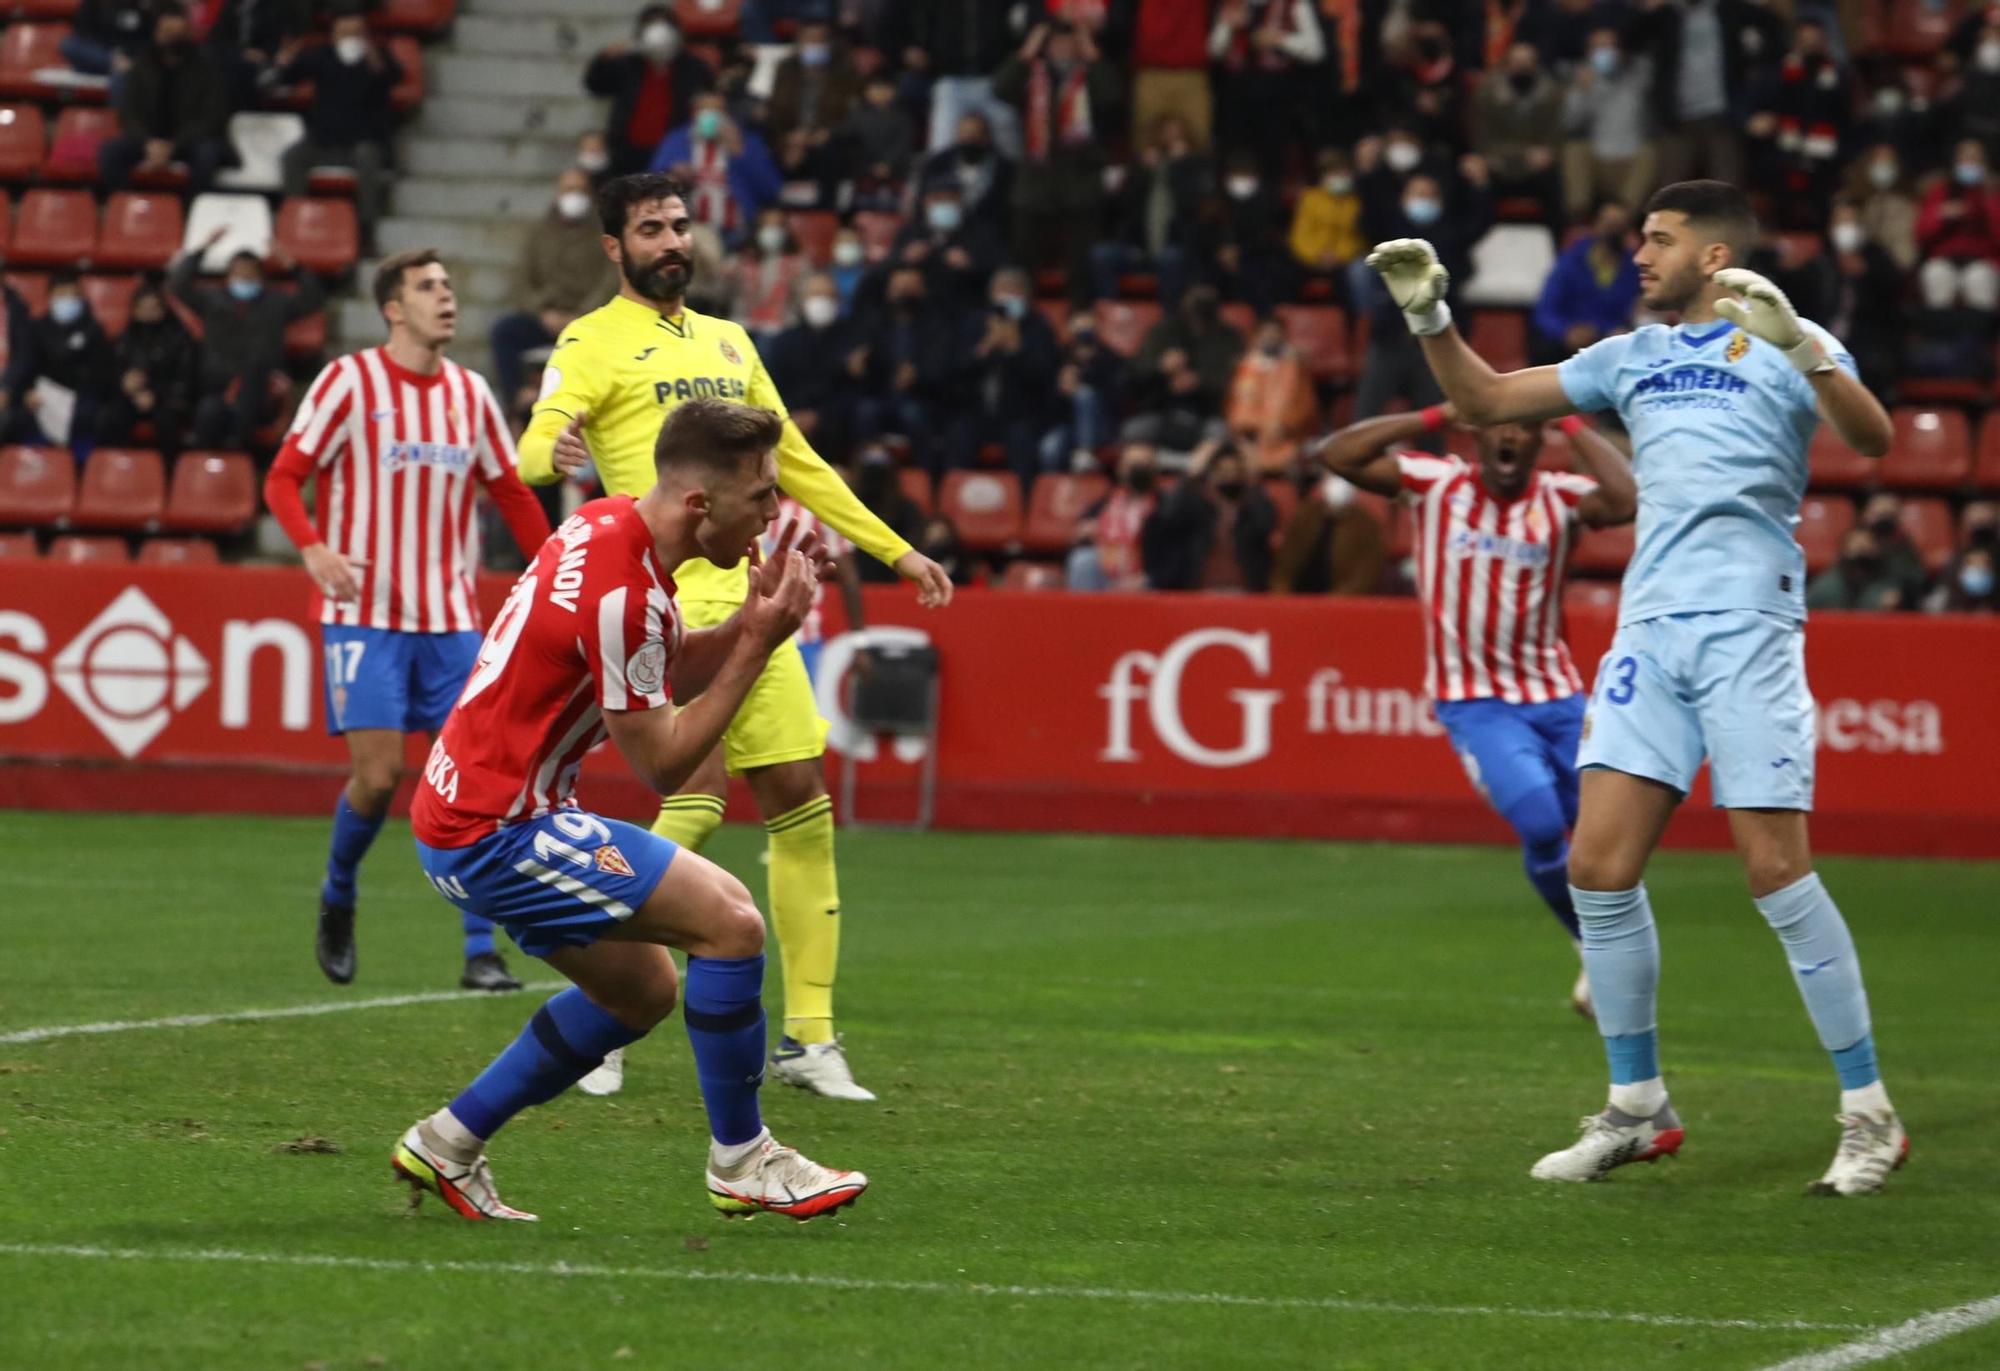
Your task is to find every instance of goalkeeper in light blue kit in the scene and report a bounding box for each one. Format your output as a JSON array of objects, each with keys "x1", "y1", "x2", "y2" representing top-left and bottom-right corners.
[{"x1": 1368, "y1": 180, "x2": 1908, "y2": 1196}]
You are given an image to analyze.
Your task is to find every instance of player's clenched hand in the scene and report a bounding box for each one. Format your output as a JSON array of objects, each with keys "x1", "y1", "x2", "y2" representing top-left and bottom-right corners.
[
  {"x1": 301, "y1": 543, "x2": 361, "y2": 604},
  {"x1": 893, "y1": 550, "x2": 953, "y2": 608},
  {"x1": 1712, "y1": 268, "x2": 1832, "y2": 374},
  {"x1": 551, "y1": 411, "x2": 592, "y2": 476},
  {"x1": 1365, "y1": 238, "x2": 1451, "y2": 334}
]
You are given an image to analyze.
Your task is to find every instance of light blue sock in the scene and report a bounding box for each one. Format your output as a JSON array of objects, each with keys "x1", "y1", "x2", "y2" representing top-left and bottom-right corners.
[
  {"x1": 1755, "y1": 872, "x2": 1878, "y2": 1088},
  {"x1": 1572, "y1": 883, "x2": 1661, "y2": 1085}
]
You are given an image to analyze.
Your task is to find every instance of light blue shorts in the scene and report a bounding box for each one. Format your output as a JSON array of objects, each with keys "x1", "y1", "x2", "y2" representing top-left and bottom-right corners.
[{"x1": 1578, "y1": 610, "x2": 1815, "y2": 810}]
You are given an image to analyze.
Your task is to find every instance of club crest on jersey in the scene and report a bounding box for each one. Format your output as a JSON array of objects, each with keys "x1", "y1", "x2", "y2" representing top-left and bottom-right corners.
[
  {"x1": 594, "y1": 844, "x2": 635, "y2": 878},
  {"x1": 1526, "y1": 503, "x2": 1549, "y2": 539},
  {"x1": 627, "y1": 640, "x2": 667, "y2": 695},
  {"x1": 718, "y1": 339, "x2": 742, "y2": 366},
  {"x1": 1724, "y1": 331, "x2": 1751, "y2": 363}
]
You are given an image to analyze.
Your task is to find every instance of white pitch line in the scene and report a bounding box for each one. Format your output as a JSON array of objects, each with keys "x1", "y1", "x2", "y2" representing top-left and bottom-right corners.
[
  {"x1": 0, "y1": 1242, "x2": 1868, "y2": 1333},
  {"x1": 1756, "y1": 1292, "x2": 2000, "y2": 1370},
  {"x1": 0, "y1": 985, "x2": 563, "y2": 1046}
]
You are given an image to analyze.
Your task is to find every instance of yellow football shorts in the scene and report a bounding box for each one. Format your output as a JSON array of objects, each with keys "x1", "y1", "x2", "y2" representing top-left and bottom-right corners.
[{"x1": 677, "y1": 598, "x2": 829, "y2": 773}]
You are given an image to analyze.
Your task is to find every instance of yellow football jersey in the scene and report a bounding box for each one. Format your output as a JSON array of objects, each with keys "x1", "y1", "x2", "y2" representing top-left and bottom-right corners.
[{"x1": 518, "y1": 294, "x2": 910, "y2": 605}]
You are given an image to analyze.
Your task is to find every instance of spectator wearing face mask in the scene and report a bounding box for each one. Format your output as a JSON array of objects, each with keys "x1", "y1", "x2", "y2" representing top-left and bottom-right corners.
[
  {"x1": 953, "y1": 267, "x2": 1060, "y2": 484},
  {"x1": 765, "y1": 21, "x2": 863, "y2": 156},
  {"x1": 6, "y1": 273, "x2": 116, "y2": 451},
  {"x1": 1562, "y1": 27, "x2": 1657, "y2": 222},
  {"x1": 1841, "y1": 142, "x2": 1919, "y2": 270},
  {"x1": 764, "y1": 271, "x2": 864, "y2": 460},
  {"x1": 1225, "y1": 317, "x2": 1320, "y2": 474},
  {"x1": 1513, "y1": 0, "x2": 1627, "y2": 70},
  {"x1": 1270, "y1": 471, "x2": 1386, "y2": 595},
  {"x1": 1850, "y1": 65, "x2": 1948, "y2": 178},
  {"x1": 915, "y1": 113, "x2": 1014, "y2": 235},
  {"x1": 274, "y1": 12, "x2": 402, "y2": 246},
  {"x1": 727, "y1": 209, "x2": 811, "y2": 338},
  {"x1": 1379, "y1": 22, "x2": 1464, "y2": 157},
  {"x1": 95, "y1": 279, "x2": 196, "y2": 458},
  {"x1": 1067, "y1": 440, "x2": 1160, "y2": 591},
  {"x1": 1742, "y1": 16, "x2": 1852, "y2": 227},
  {"x1": 99, "y1": 8, "x2": 229, "y2": 191},
  {"x1": 995, "y1": 21, "x2": 1120, "y2": 308},
  {"x1": 1927, "y1": 504, "x2": 1998, "y2": 613},
  {"x1": 649, "y1": 92, "x2": 782, "y2": 243},
  {"x1": 1197, "y1": 152, "x2": 1292, "y2": 316},
  {"x1": 1474, "y1": 44, "x2": 1565, "y2": 229},
  {"x1": 850, "y1": 265, "x2": 963, "y2": 473},
  {"x1": 1041, "y1": 312, "x2": 1127, "y2": 472},
  {"x1": 575, "y1": 131, "x2": 613, "y2": 184},
  {"x1": 1141, "y1": 439, "x2": 1277, "y2": 592},
  {"x1": 836, "y1": 73, "x2": 919, "y2": 194},
  {"x1": 1093, "y1": 113, "x2": 1210, "y2": 309},
  {"x1": 169, "y1": 231, "x2": 325, "y2": 451},
  {"x1": 1211, "y1": 0, "x2": 1327, "y2": 179},
  {"x1": 1289, "y1": 147, "x2": 1365, "y2": 292},
  {"x1": 1353, "y1": 157, "x2": 1492, "y2": 422},
  {"x1": 1532, "y1": 200, "x2": 1641, "y2": 365},
  {"x1": 1807, "y1": 528, "x2": 1909, "y2": 611},
  {"x1": 1806, "y1": 200, "x2": 1903, "y2": 393},
  {"x1": 1915, "y1": 139, "x2": 2000, "y2": 316},
  {"x1": 585, "y1": 6, "x2": 715, "y2": 177},
  {"x1": 889, "y1": 184, "x2": 1006, "y2": 309},
  {"x1": 826, "y1": 225, "x2": 869, "y2": 313},
  {"x1": 488, "y1": 169, "x2": 620, "y2": 401}
]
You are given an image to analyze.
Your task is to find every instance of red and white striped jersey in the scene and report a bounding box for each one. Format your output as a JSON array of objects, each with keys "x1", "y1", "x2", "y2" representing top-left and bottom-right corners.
[
  {"x1": 285, "y1": 347, "x2": 524, "y2": 633},
  {"x1": 411, "y1": 497, "x2": 682, "y2": 849},
  {"x1": 769, "y1": 495, "x2": 850, "y2": 646},
  {"x1": 1400, "y1": 454, "x2": 1597, "y2": 705}
]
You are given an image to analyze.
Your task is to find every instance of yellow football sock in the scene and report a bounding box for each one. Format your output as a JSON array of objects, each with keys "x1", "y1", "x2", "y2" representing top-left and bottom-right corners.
[
  {"x1": 765, "y1": 795, "x2": 839, "y2": 1045},
  {"x1": 651, "y1": 793, "x2": 725, "y2": 851}
]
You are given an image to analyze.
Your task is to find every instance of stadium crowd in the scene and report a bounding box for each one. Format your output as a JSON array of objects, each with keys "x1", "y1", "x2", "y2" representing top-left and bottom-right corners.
[{"x1": 0, "y1": 0, "x2": 1992, "y2": 616}]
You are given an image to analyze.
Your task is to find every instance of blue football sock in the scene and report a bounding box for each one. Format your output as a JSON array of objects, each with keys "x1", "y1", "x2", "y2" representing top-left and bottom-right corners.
[
  {"x1": 684, "y1": 954, "x2": 767, "y2": 1146},
  {"x1": 450, "y1": 989, "x2": 646, "y2": 1140},
  {"x1": 321, "y1": 793, "x2": 384, "y2": 908},
  {"x1": 1572, "y1": 883, "x2": 1661, "y2": 1084},
  {"x1": 461, "y1": 910, "x2": 497, "y2": 960},
  {"x1": 1503, "y1": 789, "x2": 1580, "y2": 939},
  {"x1": 1755, "y1": 872, "x2": 1878, "y2": 1088}
]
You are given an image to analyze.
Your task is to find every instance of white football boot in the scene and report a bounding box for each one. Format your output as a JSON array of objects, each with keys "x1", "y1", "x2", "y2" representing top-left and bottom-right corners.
[
  {"x1": 576, "y1": 1047, "x2": 625, "y2": 1096},
  {"x1": 768, "y1": 1036, "x2": 876, "y2": 1102},
  {"x1": 706, "y1": 1129, "x2": 867, "y2": 1220},
  {"x1": 1531, "y1": 1102, "x2": 1685, "y2": 1182},
  {"x1": 1570, "y1": 964, "x2": 1595, "y2": 1022},
  {"x1": 1807, "y1": 1110, "x2": 1909, "y2": 1196},
  {"x1": 391, "y1": 1123, "x2": 537, "y2": 1221}
]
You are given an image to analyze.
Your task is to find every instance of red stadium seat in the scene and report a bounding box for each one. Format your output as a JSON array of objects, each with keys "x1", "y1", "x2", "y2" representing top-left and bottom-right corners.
[
  {"x1": 897, "y1": 465, "x2": 933, "y2": 515},
  {"x1": 0, "y1": 25, "x2": 73, "y2": 100},
  {"x1": 48, "y1": 534, "x2": 128, "y2": 563},
  {"x1": 1468, "y1": 309, "x2": 1529, "y2": 372},
  {"x1": 1562, "y1": 580, "x2": 1621, "y2": 617},
  {"x1": 137, "y1": 535, "x2": 219, "y2": 565},
  {"x1": 285, "y1": 309, "x2": 327, "y2": 359},
  {"x1": 388, "y1": 36, "x2": 425, "y2": 114},
  {"x1": 1023, "y1": 472, "x2": 1108, "y2": 554},
  {"x1": 939, "y1": 470, "x2": 1022, "y2": 552},
  {"x1": 72, "y1": 447, "x2": 165, "y2": 530},
  {"x1": 1879, "y1": 0, "x2": 1958, "y2": 55},
  {"x1": 1571, "y1": 521, "x2": 1634, "y2": 574},
  {"x1": 0, "y1": 529, "x2": 37, "y2": 558},
  {"x1": 10, "y1": 188, "x2": 96, "y2": 266},
  {"x1": 4, "y1": 269, "x2": 49, "y2": 315},
  {"x1": 370, "y1": 0, "x2": 457, "y2": 33},
  {"x1": 1218, "y1": 302, "x2": 1257, "y2": 340},
  {"x1": 851, "y1": 210, "x2": 901, "y2": 264},
  {"x1": 0, "y1": 444, "x2": 73, "y2": 525},
  {"x1": 785, "y1": 210, "x2": 837, "y2": 267},
  {"x1": 1795, "y1": 494, "x2": 1856, "y2": 575},
  {"x1": 1880, "y1": 407, "x2": 1972, "y2": 491},
  {"x1": 675, "y1": 0, "x2": 744, "y2": 37},
  {"x1": 80, "y1": 273, "x2": 138, "y2": 336},
  {"x1": 1977, "y1": 411, "x2": 2000, "y2": 492},
  {"x1": 275, "y1": 197, "x2": 359, "y2": 275},
  {"x1": 1275, "y1": 304, "x2": 1351, "y2": 380},
  {"x1": 42, "y1": 105, "x2": 115, "y2": 182},
  {"x1": 96, "y1": 192, "x2": 184, "y2": 270},
  {"x1": 18, "y1": 0, "x2": 84, "y2": 17},
  {"x1": 1897, "y1": 496, "x2": 1956, "y2": 572},
  {"x1": 1092, "y1": 299, "x2": 1162, "y2": 357},
  {"x1": 1808, "y1": 423, "x2": 1876, "y2": 490},
  {"x1": 162, "y1": 451, "x2": 257, "y2": 534},
  {"x1": 0, "y1": 104, "x2": 45, "y2": 180},
  {"x1": 1001, "y1": 560, "x2": 1064, "y2": 590},
  {"x1": 1033, "y1": 297, "x2": 1070, "y2": 337}
]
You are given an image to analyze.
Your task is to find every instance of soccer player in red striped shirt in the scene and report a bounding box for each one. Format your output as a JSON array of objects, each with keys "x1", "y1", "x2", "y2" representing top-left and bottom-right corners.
[
  {"x1": 264, "y1": 249, "x2": 554, "y2": 993},
  {"x1": 1316, "y1": 404, "x2": 1635, "y2": 1013}
]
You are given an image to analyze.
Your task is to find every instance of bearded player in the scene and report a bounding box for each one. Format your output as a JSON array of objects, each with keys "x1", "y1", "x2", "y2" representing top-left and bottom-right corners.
[
  {"x1": 1367, "y1": 180, "x2": 1906, "y2": 1195},
  {"x1": 1315, "y1": 407, "x2": 1635, "y2": 1018},
  {"x1": 395, "y1": 397, "x2": 867, "y2": 1222},
  {"x1": 517, "y1": 173, "x2": 951, "y2": 1101}
]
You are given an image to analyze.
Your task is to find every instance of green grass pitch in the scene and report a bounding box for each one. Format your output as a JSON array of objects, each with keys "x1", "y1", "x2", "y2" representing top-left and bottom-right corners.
[{"x1": 1, "y1": 811, "x2": 1996, "y2": 1370}]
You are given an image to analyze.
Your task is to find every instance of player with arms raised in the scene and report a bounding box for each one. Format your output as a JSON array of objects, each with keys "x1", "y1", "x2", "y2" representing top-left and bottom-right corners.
[
  {"x1": 517, "y1": 173, "x2": 951, "y2": 1101},
  {"x1": 1315, "y1": 407, "x2": 1635, "y2": 1017},
  {"x1": 395, "y1": 397, "x2": 867, "y2": 1222},
  {"x1": 265, "y1": 248, "x2": 552, "y2": 993},
  {"x1": 1368, "y1": 180, "x2": 1907, "y2": 1195}
]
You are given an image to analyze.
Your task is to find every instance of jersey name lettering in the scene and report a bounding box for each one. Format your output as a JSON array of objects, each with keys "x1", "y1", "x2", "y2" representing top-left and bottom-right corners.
[{"x1": 548, "y1": 517, "x2": 594, "y2": 613}]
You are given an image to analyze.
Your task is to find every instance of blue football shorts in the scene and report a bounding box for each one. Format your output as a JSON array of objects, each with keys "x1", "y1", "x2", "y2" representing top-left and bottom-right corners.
[
  {"x1": 321, "y1": 625, "x2": 481, "y2": 735},
  {"x1": 1435, "y1": 694, "x2": 1585, "y2": 820}
]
